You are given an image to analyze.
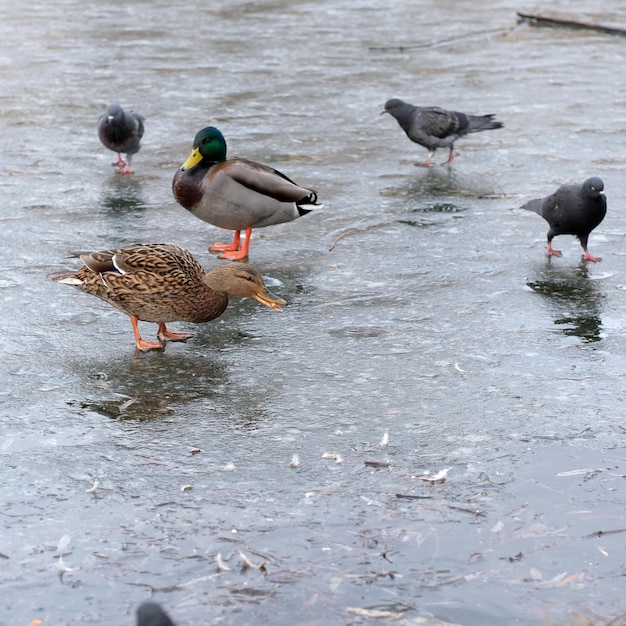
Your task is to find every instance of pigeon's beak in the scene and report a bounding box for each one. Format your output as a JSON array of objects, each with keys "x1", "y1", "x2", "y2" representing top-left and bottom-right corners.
[{"x1": 380, "y1": 109, "x2": 388, "y2": 116}]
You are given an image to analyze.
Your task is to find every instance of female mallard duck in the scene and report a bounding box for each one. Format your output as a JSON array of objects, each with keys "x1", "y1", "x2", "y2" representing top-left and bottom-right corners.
[
  {"x1": 172, "y1": 126, "x2": 322, "y2": 260},
  {"x1": 98, "y1": 104, "x2": 144, "y2": 174},
  {"x1": 53, "y1": 243, "x2": 285, "y2": 352}
]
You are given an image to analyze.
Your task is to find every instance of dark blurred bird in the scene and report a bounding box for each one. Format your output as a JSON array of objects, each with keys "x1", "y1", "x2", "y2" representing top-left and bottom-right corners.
[
  {"x1": 136, "y1": 601, "x2": 177, "y2": 626},
  {"x1": 521, "y1": 177, "x2": 607, "y2": 262},
  {"x1": 98, "y1": 103, "x2": 144, "y2": 174},
  {"x1": 172, "y1": 126, "x2": 322, "y2": 260},
  {"x1": 382, "y1": 98, "x2": 503, "y2": 166},
  {"x1": 52, "y1": 243, "x2": 285, "y2": 351}
]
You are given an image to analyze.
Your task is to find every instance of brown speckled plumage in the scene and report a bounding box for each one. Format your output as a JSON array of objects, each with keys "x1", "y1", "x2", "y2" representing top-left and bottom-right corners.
[{"x1": 53, "y1": 243, "x2": 285, "y2": 351}]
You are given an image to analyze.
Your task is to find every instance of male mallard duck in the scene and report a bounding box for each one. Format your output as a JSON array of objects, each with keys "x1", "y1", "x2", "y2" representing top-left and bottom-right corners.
[
  {"x1": 53, "y1": 243, "x2": 285, "y2": 352},
  {"x1": 172, "y1": 126, "x2": 322, "y2": 260},
  {"x1": 382, "y1": 98, "x2": 503, "y2": 167},
  {"x1": 137, "y1": 601, "x2": 177, "y2": 626},
  {"x1": 521, "y1": 177, "x2": 606, "y2": 262},
  {"x1": 98, "y1": 104, "x2": 145, "y2": 174}
]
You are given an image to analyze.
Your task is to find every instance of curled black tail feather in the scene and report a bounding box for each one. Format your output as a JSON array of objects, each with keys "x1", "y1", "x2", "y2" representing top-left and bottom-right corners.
[{"x1": 296, "y1": 191, "x2": 322, "y2": 216}]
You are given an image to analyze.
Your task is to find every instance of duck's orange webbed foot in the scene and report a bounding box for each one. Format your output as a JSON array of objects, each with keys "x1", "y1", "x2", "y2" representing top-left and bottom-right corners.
[
  {"x1": 135, "y1": 338, "x2": 164, "y2": 352},
  {"x1": 131, "y1": 315, "x2": 164, "y2": 352},
  {"x1": 210, "y1": 230, "x2": 241, "y2": 253},
  {"x1": 211, "y1": 227, "x2": 252, "y2": 261},
  {"x1": 157, "y1": 323, "x2": 194, "y2": 343},
  {"x1": 218, "y1": 249, "x2": 250, "y2": 261}
]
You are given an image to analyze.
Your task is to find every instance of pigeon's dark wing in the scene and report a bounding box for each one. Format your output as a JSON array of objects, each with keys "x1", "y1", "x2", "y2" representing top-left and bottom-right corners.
[
  {"x1": 136, "y1": 602, "x2": 177, "y2": 626},
  {"x1": 549, "y1": 185, "x2": 586, "y2": 232},
  {"x1": 130, "y1": 111, "x2": 145, "y2": 144},
  {"x1": 413, "y1": 107, "x2": 469, "y2": 140}
]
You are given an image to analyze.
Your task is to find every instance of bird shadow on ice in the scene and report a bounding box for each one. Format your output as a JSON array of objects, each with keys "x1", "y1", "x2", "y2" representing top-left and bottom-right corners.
[
  {"x1": 67, "y1": 350, "x2": 231, "y2": 421},
  {"x1": 99, "y1": 175, "x2": 147, "y2": 214},
  {"x1": 526, "y1": 260, "x2": 605, "y2": 343},
  {"x1": 96, "y1": 176, "x2": 152, "y2": 243},
  {"x1": 381, "y1": 165, "x2": 499, "y2": 203},
  {"x1": 330, "y1": 168, "x2": 480, "y2": 249}
]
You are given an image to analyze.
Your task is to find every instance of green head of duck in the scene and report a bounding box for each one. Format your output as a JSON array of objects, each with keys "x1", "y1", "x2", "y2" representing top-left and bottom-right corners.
[{"x1": 181, "y1": 126, "x2": 227, "y2": 170}]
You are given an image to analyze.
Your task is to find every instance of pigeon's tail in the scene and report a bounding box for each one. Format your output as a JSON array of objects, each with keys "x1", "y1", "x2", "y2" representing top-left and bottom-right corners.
[
  {"x1": 466, "y1": 114, "x2": 504, "y2": 134},
  {"x1": 520, "y1": 198, "x2": 544, "y2": 215}
]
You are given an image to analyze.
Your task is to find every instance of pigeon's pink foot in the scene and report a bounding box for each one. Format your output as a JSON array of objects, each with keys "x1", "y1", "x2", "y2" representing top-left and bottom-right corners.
[
  {"x1": 546, "y1": 243, "x2": 562, "y2": 257},
  {"x1": 583, "y1": 251, "x2": 602, "y2": 262},
  {"x1": 414, "y1": 160, "x2": 434, "y2": 168},
  {"x1": 116, "y1": 164, "x2": 134, "y2": 175},
  {"x1": 444, "y1": 151, "x2": 458, "y2": 165},
  {"x1": 112, "y1": 154, "x2": 126, "y2": 167}
]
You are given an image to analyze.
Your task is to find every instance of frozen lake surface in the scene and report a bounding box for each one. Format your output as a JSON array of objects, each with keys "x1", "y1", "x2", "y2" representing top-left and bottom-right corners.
[{"x1": 2, "y1": 1, "x2": 626, "y2": 624}]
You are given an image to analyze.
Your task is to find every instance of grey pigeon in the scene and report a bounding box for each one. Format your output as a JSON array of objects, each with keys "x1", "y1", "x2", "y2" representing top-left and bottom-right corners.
[
  {"x1": 382, "y1": 98, "x2": 503, "y2": 166},
  {"x1": 136, "y1": 602, "x2": 177, "y2": 626},
  {"x1": 98, "y1": 103, "x2": 144, "y2": 174},
  {"x1": 521, "y1": 177, "x2": 606, "y2": 262}
]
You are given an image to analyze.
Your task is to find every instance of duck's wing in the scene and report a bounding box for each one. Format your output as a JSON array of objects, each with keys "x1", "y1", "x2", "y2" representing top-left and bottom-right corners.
[
  {"x1": 225, "y1": 158, "x2": 315, "y2": 202},
  {"x1": 79, "y1": 244, "x2": 197, "y2": 277}
]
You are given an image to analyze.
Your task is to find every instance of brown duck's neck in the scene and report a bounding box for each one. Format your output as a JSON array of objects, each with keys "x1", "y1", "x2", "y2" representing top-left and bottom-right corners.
[{"x1": 185, "y1": 286, "x2": 229, "y2": 323}]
